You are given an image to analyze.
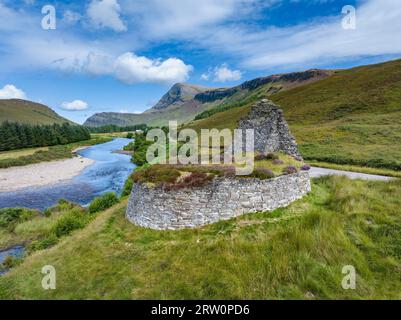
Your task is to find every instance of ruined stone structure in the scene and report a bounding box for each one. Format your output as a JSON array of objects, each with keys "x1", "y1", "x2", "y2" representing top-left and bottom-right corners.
[
  {"x1": 126, "y1": 172, "x2": 311, "y2": 230},
  {"x1": 126, "y1": 98, "x2": 309, "y2": 230},
  {"x1": 237, "y1": 99, "x2": 302, "y2": 159}
]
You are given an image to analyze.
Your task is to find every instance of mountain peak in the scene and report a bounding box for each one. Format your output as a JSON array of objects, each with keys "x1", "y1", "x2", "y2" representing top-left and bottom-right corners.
[{"x1": 148, "y1": 83, "x2": 211, "y2": 112}]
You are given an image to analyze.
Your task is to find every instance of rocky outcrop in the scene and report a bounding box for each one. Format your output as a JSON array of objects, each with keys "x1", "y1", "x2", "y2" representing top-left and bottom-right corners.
[
  {"x1": 195, "y1": 69, "x2": 331, "y2": 103},
  {"x1": 237, "y1": 99, "x2": 302, "y2": 159},
  {"x1": 126, "y1": 172, "x2": 311, "y2": 230},
  {"x1": 148, "y1": 83, "x2": 210, "y2": 112}
]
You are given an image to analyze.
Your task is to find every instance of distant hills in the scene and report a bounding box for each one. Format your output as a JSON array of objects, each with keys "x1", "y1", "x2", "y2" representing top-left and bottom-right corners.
[
  {"x1": 84, "y1": 69, "x2": 332, "y2": 127},
  {"x1": 0, "y1": 99, "x2": 72, "y2": 125}
]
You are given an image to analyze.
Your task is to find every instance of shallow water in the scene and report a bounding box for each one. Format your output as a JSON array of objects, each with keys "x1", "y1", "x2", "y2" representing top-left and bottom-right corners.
[
  {"x1": 0, "y1": 245, "x2": 25, "y2": 275},
  {"x1": 0, "y1": 138, "x2": 136, "y2": 210}
]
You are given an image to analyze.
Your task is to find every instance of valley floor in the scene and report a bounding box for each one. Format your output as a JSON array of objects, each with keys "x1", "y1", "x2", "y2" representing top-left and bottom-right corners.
[
  {"x1": 0, "y1": 176, "x2": 400, "y2": 299},
  {"x1": 0, "y1": 156, "x2": 94, "y2": 192}
]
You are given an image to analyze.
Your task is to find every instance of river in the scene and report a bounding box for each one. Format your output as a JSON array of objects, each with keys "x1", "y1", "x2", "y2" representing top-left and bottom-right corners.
[{"x1": 0, "y1": 138, "x2": 136, "y2": 210}]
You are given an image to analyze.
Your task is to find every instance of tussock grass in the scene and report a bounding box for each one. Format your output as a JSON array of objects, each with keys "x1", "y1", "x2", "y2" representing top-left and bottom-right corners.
[{"x1": 0, "y1": 176, "x2": 400, "y2": 299}]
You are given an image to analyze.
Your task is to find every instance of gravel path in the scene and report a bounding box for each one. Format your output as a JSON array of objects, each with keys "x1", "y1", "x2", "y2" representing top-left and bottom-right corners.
[{"x1": 309, "y1": 167, "x2": 394, "y2": 181}]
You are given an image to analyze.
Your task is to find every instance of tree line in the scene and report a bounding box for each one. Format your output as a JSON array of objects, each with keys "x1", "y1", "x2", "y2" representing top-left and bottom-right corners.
[
  {"x1": 0, "y1": 121, "x2": 91, "y2": 151},
  {"x1": 87, "y1": 124, "x2": 148, "y2": 133}
]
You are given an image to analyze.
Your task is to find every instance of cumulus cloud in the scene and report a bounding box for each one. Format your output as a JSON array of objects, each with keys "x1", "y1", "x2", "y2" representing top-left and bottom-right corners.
[
  {"x1": 61, "y1": 100, "x2": 89, "y2": 111},
  {"x1": 2, "y1": 0, "x2": 401, "y2": 84},
  {"x1": 0, "y1": 84, "x2": 27, "y2": 99},
  {"x1": 87, "y1": 0, "x2": 127, "y2": 32},
  {"x1": 113, "y1": 53, "x2": 193, "y2": 84},
  {"x1": 201, "y1": 64, "x2": 242, "y2": 82}
]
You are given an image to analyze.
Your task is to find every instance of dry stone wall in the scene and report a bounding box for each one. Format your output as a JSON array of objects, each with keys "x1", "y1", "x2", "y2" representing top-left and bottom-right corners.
[{"x1": 126, "y1": 172, "x2": 311, "y2": 230}]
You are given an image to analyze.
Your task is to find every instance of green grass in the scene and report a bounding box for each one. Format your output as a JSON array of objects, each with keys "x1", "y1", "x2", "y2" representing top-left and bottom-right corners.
[
  {"x1": 0, "y1": 135, "x2": 112, "y2": 168},
  {"x1": 186, "y1": 59, "x2": 401, "y2": 172},
  {"x1": 0, "y1": 99, "x2": 71, "y2": 125},
  {"x1": 0, "y1": 147, "x2": 49, "y2": 161},
  {"x1": 0, "y1": 176, "x2": 400, "y2": 299}
]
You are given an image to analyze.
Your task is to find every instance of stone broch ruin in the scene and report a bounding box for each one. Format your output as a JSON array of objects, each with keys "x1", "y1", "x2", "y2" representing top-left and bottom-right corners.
[
  {"x1": 237, "y1": 99, "x2": 302, "y2": 159},
  {"x1": 126, "y1": 99, "x2": 311, "y2": 230}
]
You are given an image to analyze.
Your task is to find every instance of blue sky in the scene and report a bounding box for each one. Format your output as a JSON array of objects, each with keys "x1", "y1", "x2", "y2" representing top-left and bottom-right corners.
[{"x1": 0, "y1": 0, "x2": 400, "y2": 123}]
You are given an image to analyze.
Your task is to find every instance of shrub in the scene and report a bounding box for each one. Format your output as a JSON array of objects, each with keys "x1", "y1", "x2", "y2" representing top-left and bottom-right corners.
[
  {"x1": 28, "y1": 234, "x2": 58, "y2": 252},
  {"x1": 0, "y1": 208, "x2": 38, "y2": 229},
  {"x1": 2, "y1": 256, "x2": 15, "y2": 269},
  {"x1": 126, "y1": 132, "x2": 134, "y2": 139},
  {"x1": 251, "y1": 168, "x2": 275, "y2": 180},
  {"x1": 301, "y1": 164, "x2": 311, "y2": 171},
  {"x1": 132, "y1": 165, "x2": 181, "y2": 185},
  {"x1": 165, "y1": 172, "x2": 215, "y2": 191},
  {"x1": 254, "y1": 153, "x2": 266, "y2": 161},
  {"x1": 53, "y1": 209, "x2": 89, "y2": 237},
  {"x1": 272, "y1": 159, "x2": 284, "y2": 165},
  {"x1": 43, "y1": 209, "x2": 52, "y2": 218},
  {"x1": 89, "y1": 192, "x2": 119, "y2": 214},
  {"x1": 282, "y1": 166, "x2": 298, "y2": 175},
  {"x1": 121, "y1": 176, "x2": 134, "y2": 197},
  {"x1": 266, "y1": 152, "x2": 279, "y2": 160}
]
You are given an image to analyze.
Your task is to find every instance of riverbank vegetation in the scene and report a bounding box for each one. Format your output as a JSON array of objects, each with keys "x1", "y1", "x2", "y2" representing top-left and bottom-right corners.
[
  {"x1": 0, "y1": 122, "x2": 91, "y2": 152},
  {"x1": 0, "y1": 135, "x2": 112, "y2": 169},
  {"x1": 87, "y1": 124, "x2": 147, "y2": 134},
  {"x1": 0, "y1": 176, "x2": 400, "y2": 299},
  {"x1": 0, "y1": 193, "x2": 120, "y2": 273}
]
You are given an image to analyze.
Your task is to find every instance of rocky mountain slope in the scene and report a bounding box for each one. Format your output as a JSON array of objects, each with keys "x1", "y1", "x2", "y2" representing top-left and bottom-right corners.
[
  {"x1": 0, "y1": 99, "x2": 72, "y2": 125},
  {"x1": 145, "y1": 83, "x2": 210, "y2": 112},
  {"x1": 84, "y1": 69, "x2": 332, "y2": 127}
]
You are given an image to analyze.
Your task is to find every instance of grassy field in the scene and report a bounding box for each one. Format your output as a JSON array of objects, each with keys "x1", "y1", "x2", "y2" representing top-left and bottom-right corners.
[
  {"x1": 186, "y1": 59, "x2": 401, "y2": 172},
  {"x1": 0, "y1": 147, "x2": 49, "y2": 161},
  {"x1": 0, "y1": 135, "x2": 112, "y2": 169},
  {"x1": 0, "y1": 176, "x2": 400, "y2": 299}
]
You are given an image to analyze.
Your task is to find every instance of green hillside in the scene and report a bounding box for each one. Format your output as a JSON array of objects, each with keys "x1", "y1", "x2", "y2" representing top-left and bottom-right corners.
[
  {"x1": 186, "y1": 59, "x2": 401, "y2": 170},
  {"x1": 1, "y1": 176, "x2": 400, "y2": 299},
  {"x1": 0, "y1": 99, "x2": 71, "y2": 125}
]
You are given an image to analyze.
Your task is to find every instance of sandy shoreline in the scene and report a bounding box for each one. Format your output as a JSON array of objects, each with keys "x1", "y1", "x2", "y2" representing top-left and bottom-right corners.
[{"x1": 0, "y1": 156, "x2": 95, "y2": 193}]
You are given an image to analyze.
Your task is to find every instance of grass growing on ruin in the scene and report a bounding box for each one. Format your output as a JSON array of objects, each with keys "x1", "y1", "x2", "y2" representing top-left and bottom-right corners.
[
  {"x1": 0, "y1": 176, "x2": 400, "y2": 299},
  {"x1": 130, "y1": 153, "x2": 306, "y2": 189}
]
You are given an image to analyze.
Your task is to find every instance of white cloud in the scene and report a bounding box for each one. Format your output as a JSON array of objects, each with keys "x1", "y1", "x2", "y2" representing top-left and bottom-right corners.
[
  {"x1": 0, "y1": 85, "x2": 27, "y2": 99},
  {"x1": 113, "y1": 52, "x2": 193, "y2": 84},
  {"x1": 202, "y1": 64, "x2": 242, "y2": 82},
  {"x1": 213, "y1": 64, "x2": 242, "y2": 82},
  {"x1": 87, "y1": 0, "x2": 127, "y2": 32},
  {"x1": 121, "y1": 0, "x2": 242, "y2": 38},
  {"x1": 61, "y1": 100, "x2": 89, "y2": 111},
  {"x1": 199, "y1": 0, "x2": 401, "y2": 70},
  {"x1": 2, "y1": 0, "x2": 401, "y2": 85}
]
